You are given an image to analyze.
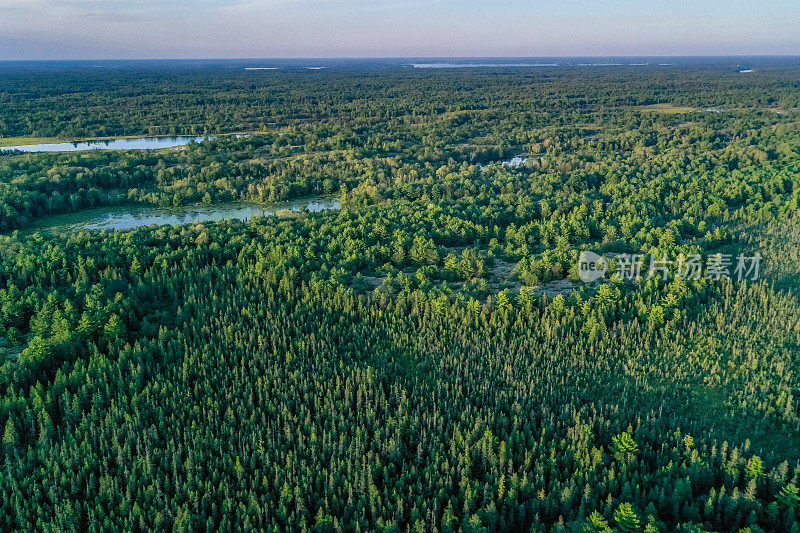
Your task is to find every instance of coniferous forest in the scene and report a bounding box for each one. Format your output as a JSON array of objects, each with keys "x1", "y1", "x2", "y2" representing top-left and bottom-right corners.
[{"x1": 1, "y1": 58, "x2": 800, "y2": 532}]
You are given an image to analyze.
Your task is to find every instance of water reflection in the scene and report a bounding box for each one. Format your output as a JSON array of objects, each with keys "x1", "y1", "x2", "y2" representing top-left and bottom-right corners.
[
  {"x1": 25, "y1": 197, "x2": 339, "y2": 233},
  {"x1": 1, "y1": 136, "x2": 212, "y2": 153}
]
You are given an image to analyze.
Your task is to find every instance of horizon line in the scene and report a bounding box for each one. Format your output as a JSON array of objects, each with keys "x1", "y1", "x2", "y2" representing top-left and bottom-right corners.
[{"x1": 2, "y1": 54, "x2": 800, "y2": 63}]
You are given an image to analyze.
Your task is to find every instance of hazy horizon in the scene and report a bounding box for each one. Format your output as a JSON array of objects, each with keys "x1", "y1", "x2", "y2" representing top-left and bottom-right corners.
[
  {"x1": 1, "y1": 0, "x2": 799, "y2": 61},
  {"x1": 2, "y1": 54, "x2": 800, "y2": 63}
]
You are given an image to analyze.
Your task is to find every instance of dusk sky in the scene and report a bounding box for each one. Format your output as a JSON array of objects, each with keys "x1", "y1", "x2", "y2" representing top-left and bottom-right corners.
[{"x1": 1, "y1": 0, "x2": 799, "y2": 60}]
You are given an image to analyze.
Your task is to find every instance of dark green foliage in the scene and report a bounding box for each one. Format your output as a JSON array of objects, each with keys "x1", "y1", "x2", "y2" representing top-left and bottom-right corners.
[{"x1": 1, "y1": 61, "x2": 799, "y2": 532}]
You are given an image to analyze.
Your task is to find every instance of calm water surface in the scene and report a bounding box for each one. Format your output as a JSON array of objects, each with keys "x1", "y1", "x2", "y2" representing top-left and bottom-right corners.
[
  {"x1": 1, "y1": 136, "x2": 212, "y2": 153},
  {"x1": 25, "y1": 197, "x2": 339, "y2": 233}
]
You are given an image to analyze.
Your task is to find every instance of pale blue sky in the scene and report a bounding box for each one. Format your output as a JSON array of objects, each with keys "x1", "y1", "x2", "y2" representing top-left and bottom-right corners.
[{"x1": 1, "y1": 0, "x2": 799, "y2": 60}]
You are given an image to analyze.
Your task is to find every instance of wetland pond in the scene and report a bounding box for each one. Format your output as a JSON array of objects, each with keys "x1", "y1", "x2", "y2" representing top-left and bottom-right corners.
[{"x1": 20, "y1": 197, "x2": 339, "y2": 234}]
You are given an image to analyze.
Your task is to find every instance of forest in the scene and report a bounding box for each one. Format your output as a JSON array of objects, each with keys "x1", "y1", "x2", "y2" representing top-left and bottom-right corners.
[{"x1": 0, "y1": 59, "x2": 799, "y2": 532}]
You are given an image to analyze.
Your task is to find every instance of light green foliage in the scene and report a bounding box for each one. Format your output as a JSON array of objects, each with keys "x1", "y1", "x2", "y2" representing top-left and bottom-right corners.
[
  {"x1": 611, "y1": 432, "x2": 640, "y2": 462},
  {"x1": 585, "y1": 511, "x2": 612, "y2": 532},
  {"x1": 613, "y1": 503, "x2": 642, "y2": 533},
  {"x1": 778, "y1": 484, "x2": 800, "y2": 509}
]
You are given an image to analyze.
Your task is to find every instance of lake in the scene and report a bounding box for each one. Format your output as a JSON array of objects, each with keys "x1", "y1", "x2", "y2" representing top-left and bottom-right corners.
[
  {"x1": 412, "y1": 63, "x2": 557, "y2": 69},
  {"x1": 23, "y1": 197, "x2": 339, "y2": 233},
  {"x1": 0, "y1": 136, "x2": 212, "y2": 153}
]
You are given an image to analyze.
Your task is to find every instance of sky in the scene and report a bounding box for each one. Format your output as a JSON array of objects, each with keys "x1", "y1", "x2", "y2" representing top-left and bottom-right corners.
[{"x1": 1, "y1": 0, "x2": 799, "y2": 60}]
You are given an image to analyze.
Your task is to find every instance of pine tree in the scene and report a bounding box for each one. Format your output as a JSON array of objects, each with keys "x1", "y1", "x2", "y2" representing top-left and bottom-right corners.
[
  {"x1": 496, "y1": 290, "x2": 512, "y2": 312},
  {"x1": 613, "y1": 503, "x2": 641, "y2": 533},
  {"x1": 746, "y1": 456, "x2": 764, "y2": 479},
  {"x1": 777, "y1": 484, "x2": 799, "y2": 509},
  {"x1": 584, "y1": 510, "x2": 612, "y2": 532},
  {"x1": 610, "y1": 432, "x2": 639, "y2": 462},
  {"x1": 3, "y1": 418, "x2": 17, "y2": 449}
]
